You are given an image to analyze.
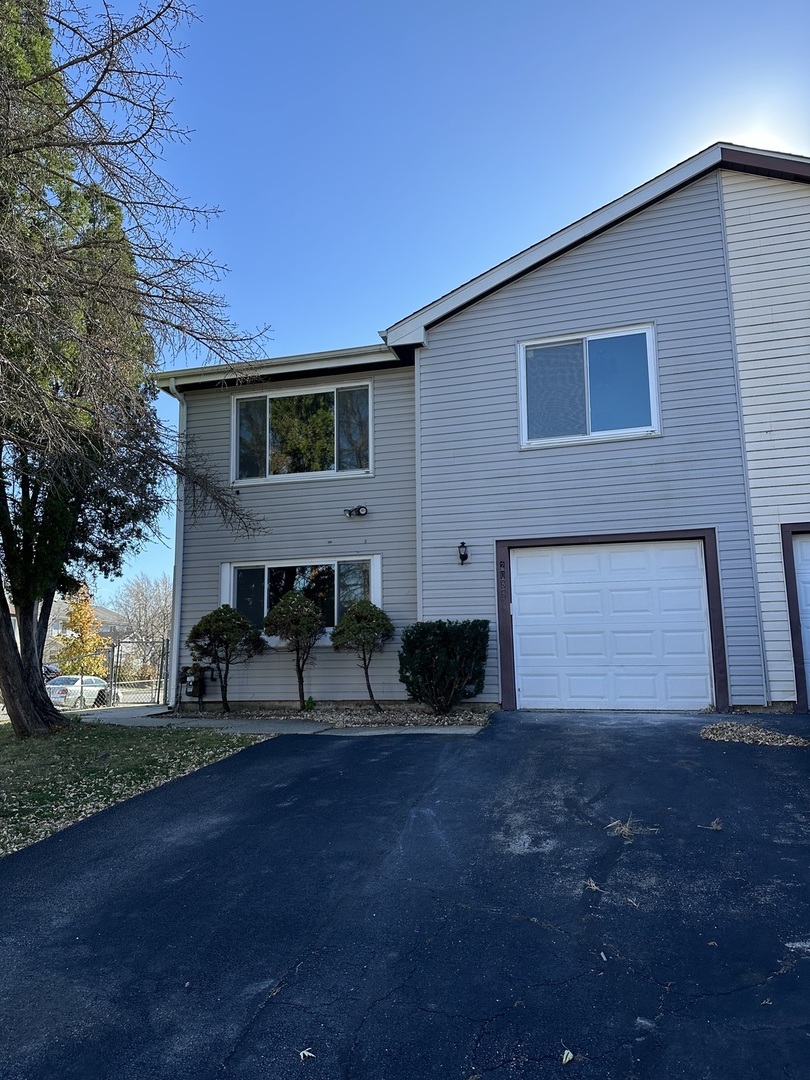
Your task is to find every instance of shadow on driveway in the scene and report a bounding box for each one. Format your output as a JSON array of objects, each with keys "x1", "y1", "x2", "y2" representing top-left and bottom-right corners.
[{"x1": 1, "y1": 710, "x2": 809, "y2": 1078}]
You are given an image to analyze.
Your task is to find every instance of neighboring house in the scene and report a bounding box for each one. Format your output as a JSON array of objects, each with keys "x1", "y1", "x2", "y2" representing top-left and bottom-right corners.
[
  {"x1": 43, "y1": 600, "x2": 129, "y2": 664},
  {"x1": 159, "y1": 143, "x2": 810, "y2": 712}
]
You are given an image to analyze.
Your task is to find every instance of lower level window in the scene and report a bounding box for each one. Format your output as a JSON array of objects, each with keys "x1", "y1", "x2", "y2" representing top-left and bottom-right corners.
[{"x1": 234, "y1": 559, "x2": 373, "y2": 629}]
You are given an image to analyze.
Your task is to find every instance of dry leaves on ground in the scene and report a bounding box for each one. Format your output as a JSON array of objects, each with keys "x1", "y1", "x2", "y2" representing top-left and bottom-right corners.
[{"x1": 700, "y1": 722, "x2": 810, "y2": 747}]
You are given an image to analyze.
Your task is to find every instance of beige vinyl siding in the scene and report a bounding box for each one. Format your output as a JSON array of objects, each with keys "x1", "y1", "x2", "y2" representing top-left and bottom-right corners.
[
  {"x1": 721, "y1": 170, "x2": 810, "y2": 702},
  {"x1": 417, "y1": 173, "x2": 765, "y2": 705},
  {"x1": 178, "y1": 366, "x2": 417, "y2": 704}
]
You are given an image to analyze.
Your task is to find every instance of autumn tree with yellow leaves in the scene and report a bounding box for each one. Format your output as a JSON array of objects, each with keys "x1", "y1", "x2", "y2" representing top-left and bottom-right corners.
[{"x1": 53, "y1": 587, "x2": 109, "y2": 678}]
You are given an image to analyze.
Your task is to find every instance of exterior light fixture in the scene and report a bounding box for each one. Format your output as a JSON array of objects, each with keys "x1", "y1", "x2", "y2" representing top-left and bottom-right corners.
[
  {"x1": 458, "y1": 541, "x2": 469, "y2": 564},
  {"x1": 344, "y1": 505, "x2": 368, "y2": 518}
]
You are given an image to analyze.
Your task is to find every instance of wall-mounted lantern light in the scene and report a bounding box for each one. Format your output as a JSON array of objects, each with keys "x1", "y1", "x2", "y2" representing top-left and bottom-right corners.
[
  {"x1": 344, "y1": 505, "x2": 368, "y2": 518},
  {"x1": 458, "y1": 541, "x2": 469, "y2": 564}
]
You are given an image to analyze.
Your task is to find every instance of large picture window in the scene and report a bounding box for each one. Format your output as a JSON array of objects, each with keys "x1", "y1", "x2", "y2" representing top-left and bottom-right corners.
[
  {"x1": 235, "y1": 384, "x2": 371, "y2": 480},
  {"x1": 233, "y1": 559, "x2": 375, "y2": 630},
  {"x1": 520, "y1": 327, "x2": 658, "y2": 446}
]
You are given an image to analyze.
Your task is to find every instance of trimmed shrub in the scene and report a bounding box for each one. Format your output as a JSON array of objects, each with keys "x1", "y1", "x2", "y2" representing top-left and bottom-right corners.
[
  {"x1": 332, "y1": 600, "x2": 395, "y2": 711},
  {"x1": 186, "y1": 605, "x2": 264, "y2": 713},
  {"x1": 398, "y1": 619, "x2": 489, "y2": 715},
  {"x1": 264, "y1": 591, "x2": 325, "y2": 710}
]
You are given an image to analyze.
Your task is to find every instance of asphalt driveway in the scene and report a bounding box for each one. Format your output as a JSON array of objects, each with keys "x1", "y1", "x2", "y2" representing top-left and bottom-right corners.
[{"x1": 1, "y1": 711, "x2": 808, "y2": 1079}]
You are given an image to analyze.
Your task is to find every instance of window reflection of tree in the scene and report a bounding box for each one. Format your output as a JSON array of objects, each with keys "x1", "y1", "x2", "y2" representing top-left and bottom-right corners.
[
  {"x1": 338, "y1": 561, "x2": 370, "y2": 619},
  {"x1": 267, "y1": 564, "x2": 335, "y2": 624},
  {"x1": 337, "y1": 387, "x2": 369, "y2": 471},
  {"x1": 235, "y1": 566, "x2": 265, "y2": 628},
  {"x1": 237, "y1": 398, "x2": 267, "y2": 479},
  {"x1": 269, "y1": 394, "x2": 334, "y2": 474}
]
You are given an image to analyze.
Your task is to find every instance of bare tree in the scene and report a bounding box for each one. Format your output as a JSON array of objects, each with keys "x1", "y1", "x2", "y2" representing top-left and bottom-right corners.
[
  {"x1": 111, "y1": 571, "x2": 172, "y2": 673},
  {"x1": 0, "y1": 2, "x2": 268, "y2": 737}
]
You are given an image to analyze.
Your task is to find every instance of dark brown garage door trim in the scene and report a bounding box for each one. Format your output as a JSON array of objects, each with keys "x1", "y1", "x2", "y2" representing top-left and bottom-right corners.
[
  {"x1": 495, "y1": 528, "x2": 729, "y2": 712},
  {"x1": 779, "y1": 523, "x2": 810, "y2": 713}
]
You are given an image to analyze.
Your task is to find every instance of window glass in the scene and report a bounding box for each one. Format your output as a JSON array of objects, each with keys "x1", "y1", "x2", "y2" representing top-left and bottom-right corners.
[
  {"x1": 237, "y1": 386, "x2": 370, "y2": 479},
  {"x1": 587, "y1": 333, "x2": 651, "y2": 432},
  {"x1": 337, "y1": 561, "x2": 371, "y2": 619},
  {"x1": 525, "y1": 342, "x2": 587, "y2": 439},
  {"x1": 236, "y1": 559, "x2": 373, "y2": 629},
  {"x1": 235, "y1": 566, "x2": 265, "y2": 629},
  {"x1": 267, "y1": 564, "x2": 335, "y2": 625},
  {"x1": 337, "y1": 387, "x2": 370, "y2": 471},
  {"x1": 237, "y1": 398, "x2": 267, "y2": 479},
  {"x1": 269, "y1": 393, "x2": 335, "y2": 475}
]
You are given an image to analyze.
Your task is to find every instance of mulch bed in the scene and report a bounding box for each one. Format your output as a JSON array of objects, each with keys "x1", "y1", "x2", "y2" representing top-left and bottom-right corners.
[{"x1": 189, "y1": 706, "x2": 492, "y2": 728}]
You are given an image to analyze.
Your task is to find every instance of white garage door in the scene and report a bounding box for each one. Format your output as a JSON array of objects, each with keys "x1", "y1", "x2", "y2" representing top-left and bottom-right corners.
[
  {"x1": 512, "y1": 540, "x2": 714, "y2": 709},
  {"x1": 792, "y1": 535, "x2": 810, "y2": 694}
]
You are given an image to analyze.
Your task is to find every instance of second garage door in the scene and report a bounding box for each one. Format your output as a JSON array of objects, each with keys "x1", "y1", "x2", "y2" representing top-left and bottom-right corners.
[{"x1": 511, "y1": 540, "x2": 714, "y2": 709}]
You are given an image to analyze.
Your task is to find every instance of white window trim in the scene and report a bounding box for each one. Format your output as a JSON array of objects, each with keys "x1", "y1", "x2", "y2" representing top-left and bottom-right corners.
[
  {"x1": 221, "y1": 554, "x2": 383, "y2": 641},
  {"x1": 517, "y1": 324, "x2": 660, "y2": 449},
  {"x1": 231, "y1": 380, "x2": 374, "y2": 484}
]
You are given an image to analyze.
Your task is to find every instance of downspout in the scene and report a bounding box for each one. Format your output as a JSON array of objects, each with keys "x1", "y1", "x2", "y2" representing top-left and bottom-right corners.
[{"x1": 165, "y1": 378, "x2": 186, "y2": 708}]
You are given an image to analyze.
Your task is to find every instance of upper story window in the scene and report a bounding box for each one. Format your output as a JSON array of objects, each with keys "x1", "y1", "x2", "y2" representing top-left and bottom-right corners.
[
  {"x1": 519, "y1": 326, "x2": 659, "y2": 447},
  {"x1": 235, "y1": 383, "x2": 371, "y2": 480}
]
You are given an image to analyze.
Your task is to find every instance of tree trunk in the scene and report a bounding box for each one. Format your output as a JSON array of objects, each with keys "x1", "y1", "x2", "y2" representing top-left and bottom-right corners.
[
  {"x1": 295, "y1": 654, "x2": 306, "y2": 710},
  {"x1": 218, "y1": 661, "x2": 230, "y2": 713},
  {"x1": 0, "y1": 597, "x2": 63, "y2": 737},
  {"x1": 362, "y1": 656, "x2": 381, "y2": 712}
]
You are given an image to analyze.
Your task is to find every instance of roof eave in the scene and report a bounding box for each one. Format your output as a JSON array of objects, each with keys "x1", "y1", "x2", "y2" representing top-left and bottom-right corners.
[{"x1": 154, "y1": 343, "x2": 401, "y2": 393}]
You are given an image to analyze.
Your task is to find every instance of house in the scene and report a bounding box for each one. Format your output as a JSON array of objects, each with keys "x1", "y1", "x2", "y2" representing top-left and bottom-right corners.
[
  {"x1": 158, "y1": 143, "x2": 810, "y2": 713},
  {"x1": 42, "y1": 599, "x2": 129, "y2": 664}
]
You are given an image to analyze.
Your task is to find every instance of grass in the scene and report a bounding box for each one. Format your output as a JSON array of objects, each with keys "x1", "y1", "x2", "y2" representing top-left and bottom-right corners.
[{"x1": 0, "y1": 718, "x2": 266, "y2": 858}]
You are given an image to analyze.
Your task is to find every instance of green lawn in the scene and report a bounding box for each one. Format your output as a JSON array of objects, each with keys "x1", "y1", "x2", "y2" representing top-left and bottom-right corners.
[{"x1": 0, "y1": 719, "x2": 266, "y2": 858}]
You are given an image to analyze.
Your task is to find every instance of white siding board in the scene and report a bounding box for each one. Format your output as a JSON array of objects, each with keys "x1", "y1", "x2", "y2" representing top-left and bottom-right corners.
[
  {"x1": 721, "y1": 169, "x2": 810, "y2": 700},
  {"x1": 417, "y1": 174, "x2": 765, "y2": 705},
  {"x1": 178, "y1": 367, "x2": 417, "y2": 704}
]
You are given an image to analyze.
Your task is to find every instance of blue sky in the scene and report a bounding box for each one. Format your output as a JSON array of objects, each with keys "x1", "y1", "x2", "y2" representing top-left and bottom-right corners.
[{"x1": 107, "y1": 0, "x2": 810, "y2": 596}]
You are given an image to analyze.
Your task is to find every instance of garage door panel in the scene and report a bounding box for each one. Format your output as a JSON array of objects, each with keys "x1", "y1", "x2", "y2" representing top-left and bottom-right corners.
[
  {"x1": 607, "y1": 549, "x2": 655, "y2": 574},
  {"x1": 512, "y1": 540, "x2": 713, "y2": 710},
  {"x1": 655, "y1": 544, "x2": 705, "y2": 571},
  {"x1": 561, "y1": 591, "x2": 605, "y2": 616},
  {"x1": 612, "y1": 631, "x2": 656, "y2": 657},
  {"x1": 613, "y1": 673, "x2": 660, "y2": 702},
  {"x1": 565, "y1": 673, "x2": 611, "y2": 700},
  {"x1": 658, "y1": 586, "x2": 706, "y2": 614},
  {"x1": 664, "y1": 673, "x2": 714, "y2": 701},
  {"x1": 513, "y1": 591, "x2": 556, "y2": 617},
  {"x1": 517, "y1": 632, "x2": 557, "y2": 658},
  {"x1": 660, "y1": 629, "x2": 710, "y2": 657},
  {"x1": 564, "y1": 632, "x2": 608, "y2": 658},
  {"x1": 610, "y1": 588, "x2": 655, "y2": 614},
  {"x1": 560, "y1": 551, "x2": 602, "y2": 575}
]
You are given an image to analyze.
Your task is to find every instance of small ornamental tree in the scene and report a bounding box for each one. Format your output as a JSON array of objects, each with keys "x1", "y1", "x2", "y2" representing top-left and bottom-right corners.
[
  {"x1": 53, "y1": 586, "x2": 109, "y2": 678},
  {"x1": 332, "y1": 600, "x2": 395, "y2": 711},
  {"x1": 398, "y1": 619, "x2": 490, "y2": 715},
  {"x1": 185, "y1": 605, "x2": 264, "y2": 714},
  {"x1": 264, "y1": 592, "x2": 325, "y2": 710}
]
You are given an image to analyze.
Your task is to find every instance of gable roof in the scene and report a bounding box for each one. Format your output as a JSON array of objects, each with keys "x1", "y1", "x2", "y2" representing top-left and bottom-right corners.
[{"x1": 381, "y1": 143, "x2": 810, "y2": 358}]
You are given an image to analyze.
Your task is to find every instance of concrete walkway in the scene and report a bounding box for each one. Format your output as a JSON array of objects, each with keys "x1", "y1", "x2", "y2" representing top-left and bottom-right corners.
[{"x1": 79, "y1": 703, "x2": 482, "y2": 736}]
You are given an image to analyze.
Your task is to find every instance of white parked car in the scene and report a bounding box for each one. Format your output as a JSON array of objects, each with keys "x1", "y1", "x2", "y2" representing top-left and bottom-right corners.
[{"x1": 46, "y1": 675, "x2": 110, "y2": 709}]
